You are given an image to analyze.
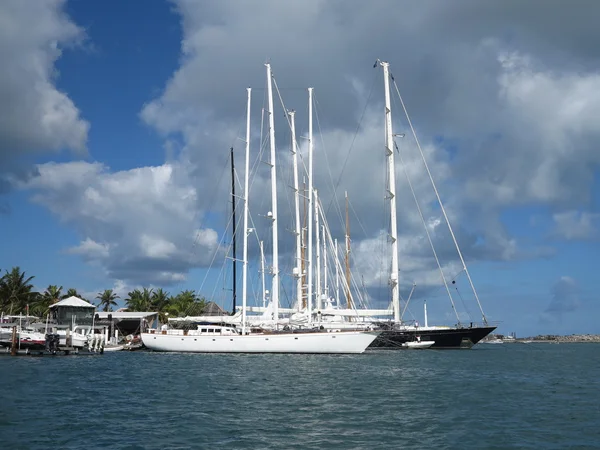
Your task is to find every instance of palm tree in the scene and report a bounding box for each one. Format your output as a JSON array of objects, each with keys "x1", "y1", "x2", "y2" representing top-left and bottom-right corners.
[
  {"x1": 151, "y1": 288, "x2": 170, "y2": 311},
  {"x1": 168, "y1": 290, "x2": 207, "y2": 317},
  {"x1": 30, "y1": 284, "x2": 63, "y2": 317},
  {"x1": 44, "y1": 285, "x2": 63, "y2": 304},
  {"x1": 0, "y1": 267, "x2": 35, "y2": 314},
  {"x1": 125, "y1": 288, "x2": 153, "y2": 312},
  {"x1": 96, "y1": 289, "x2": 120, "y2": 312},
  {"x1": 151, "y1": 288, "x2": 171, "y2": 322},
  {"x1": 63, "y1": 288, "x2": 83, "y2": 299},
  {"x1": 28, "y1": 292, "x2": 45, "y2": 317}
]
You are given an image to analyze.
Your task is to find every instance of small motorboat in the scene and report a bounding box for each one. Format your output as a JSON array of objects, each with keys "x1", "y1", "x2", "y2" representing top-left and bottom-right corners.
[
  {"x1": 401, "y1": 336, "x2": 434, "y2": 349},
  {"x1": 103, "y1": 344, "x2": 125, "y2": 352}
]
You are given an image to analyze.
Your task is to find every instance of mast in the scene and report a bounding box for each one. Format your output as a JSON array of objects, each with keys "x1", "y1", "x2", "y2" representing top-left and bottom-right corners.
[
  {"x1": 301, "y1": 180, "x2": 307, "y2": 309},
  {"x1": 315, "y1": 189, "x2": 321, "y2": 311},
  {"x1": 335, "y1": 238, "x2": 340, "y2": 307},
  {"x1": 307, "y1": 87, "x2": 314, "y2": 325},
  {"x1": 260, "y1": 240, "x2": 266, "y2": 308},
  {"x1": 323, "y1": 224, "x2": 328, "y2": 305},
  {"x1": 230, "y1": 147, "x2": 237, "y2": 314},
  {"x1": 241, "y1": 88, "x2": 251, "y2": 334},
  {"x1": 345, "y1": 191, "x2": 353, "y2": 309},
  {"x1": 289, "y1": 110, "x2": 302, "y2": 311},
  {"x1": 266, "y1": 63, "x2": 279, "y2": 325},
  {"x1": 381, "y1": 60, "x2": 400, "y2": 323}
]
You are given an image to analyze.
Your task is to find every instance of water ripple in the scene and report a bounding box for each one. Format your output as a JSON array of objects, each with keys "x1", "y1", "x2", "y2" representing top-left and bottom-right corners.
[{"x1": 1, "y1": 344, "x2": 599, "y2": 449}]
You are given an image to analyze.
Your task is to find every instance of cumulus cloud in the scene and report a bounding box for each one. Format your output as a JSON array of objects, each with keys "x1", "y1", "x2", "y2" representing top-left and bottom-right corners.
[
  {"x1": 23, "y1": 161, "x2": 222, "y2": 285},
  {"x1": 540, "y1": 276, "x2": 581, "y2": 326},
  {"x1": 132, "y1": 0, "x2": 600, "y2": 296},
  {"x1": 13, "y1": 1, "x2": 600, "y2": 298},
  {"x1": 0, "y1": 0, "x2": 89, "y2": 193},
  {"x1": 460, "y1": 47, "x2": 600, "y2": 208},
  {"x1": 552, "y1": 211, "x2": 600, "y2": 240}
]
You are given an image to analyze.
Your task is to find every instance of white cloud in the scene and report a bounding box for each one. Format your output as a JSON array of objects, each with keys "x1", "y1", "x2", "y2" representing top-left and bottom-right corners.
[
  {"x1": 542, "y1": 276, "x2": 581, "y2": 321},
  {"x1": 0, "y1": 0, "x2": 89, "y2": 184},
  {"x1": 23, "y1": 161, "x2": 222, "y2": 285},
  {"x1": 462, "y1": 46, "x2": 600, "y2": 207},
  {"x1": 552, "y1": 211, "x2": 600, "y2": 240},
  {"x1": 135, "y1": 1, "x2": 600, "y2": 293},
  {"x1": 67, "y1": 238, "x2": 110, "y2": 260},
  {"x1": 140, "y1": 235, "x2": 178, "y2": 259},
  {"x1": 12, "y1": 0, "x2": 600, "y2": 301}
]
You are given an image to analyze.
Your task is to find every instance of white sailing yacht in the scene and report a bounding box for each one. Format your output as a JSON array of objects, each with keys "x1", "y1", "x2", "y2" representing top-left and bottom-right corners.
[{"x1": 141, "y1": 63, "x2": 380, "y2": 354}]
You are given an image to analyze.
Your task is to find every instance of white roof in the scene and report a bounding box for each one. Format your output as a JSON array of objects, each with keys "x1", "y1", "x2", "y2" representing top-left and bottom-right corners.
[
  {"x1": 49, "y1": 296, "x2": 96, "y2": 309},
  {"x1": 96, "y1": 311, "x2": 158, "y2": 320}
]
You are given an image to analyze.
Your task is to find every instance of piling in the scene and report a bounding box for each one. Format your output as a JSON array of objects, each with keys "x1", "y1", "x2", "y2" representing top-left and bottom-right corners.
[{"x1": 10, "y1": 326, "x2": 17, "y2": 356}]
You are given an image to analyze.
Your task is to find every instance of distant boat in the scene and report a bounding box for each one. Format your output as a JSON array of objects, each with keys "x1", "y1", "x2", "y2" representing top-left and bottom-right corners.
[{"x1": 482, "y1": 338, "x2": 504, "y2": 344}]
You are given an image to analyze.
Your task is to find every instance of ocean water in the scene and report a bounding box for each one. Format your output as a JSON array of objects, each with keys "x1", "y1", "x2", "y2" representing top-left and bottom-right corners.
[{"x1": 1, "y1": 343, "x2": 599, "y2": 449}]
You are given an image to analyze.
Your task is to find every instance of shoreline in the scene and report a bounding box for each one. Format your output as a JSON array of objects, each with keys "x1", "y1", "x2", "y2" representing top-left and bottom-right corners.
[{"x1": 492, "y1": 334, "x2": 600, "y2": 344}]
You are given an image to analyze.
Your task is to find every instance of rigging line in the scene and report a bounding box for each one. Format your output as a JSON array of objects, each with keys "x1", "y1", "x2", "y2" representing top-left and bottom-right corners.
[
  {"x1": 170, "y1": 149, "x2": 232, "y2": 296},
  {"x1": 390, "y1": 75, "x2": 488, "y2": 325},
  {"x1": 189, "y1": 152, "x2": 230, "y2": 254},
  {"x1": 326, "y1": 67, "x2": 378, "y2": 217},
  {"x1": 313, "y1": 94, "x2": 345, "y2": 231},
  {"x1": 397, "y1": 141, "x2": 461, "y2": 324},
  {"x1": 272, "y1": 82, "x2": 305, "y2": 249},
  {"x1": 194, "y1": 158, "x2": 241, "y2": 300},
  {"x1": 197, "y1": 209, "x2": 234, "y2": 301},
  {"x1": 318, "y1": 200, "x2": 369, "y2": 311},
  {"x1": 454, "y1": 284, "x2": 473, "y2": 322},
  {"x1": 317, "y1": 199, "x2": 366, "y2": 314},
  {"x1": 347, "y1": 196, "x2": 369, "y2": 240},
  {"x1": 272, "y1": 76, "x2": 295, "y2": 133},
  {"x1": 185, "y1": 104, "x2": 247, "y2": 225}
]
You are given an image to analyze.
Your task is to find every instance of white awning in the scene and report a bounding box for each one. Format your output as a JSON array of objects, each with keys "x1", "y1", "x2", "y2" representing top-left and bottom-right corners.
[
  {"x1": 96, "y1": 311, "x2": 158, "y2": 320},
  {"x1": 49, "y1": 296, "x2": 95, "y2": 309}
]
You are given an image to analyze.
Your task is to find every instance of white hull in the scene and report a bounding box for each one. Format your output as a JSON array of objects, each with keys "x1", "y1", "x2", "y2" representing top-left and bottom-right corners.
[
  {"x1": 482, "y1": 339, "x2": 504, "y2": 344},
  {"x1": 103, "y1": 345, "x2": 124, "y2": 352},
  {"x1": 402, "y1": 340, "x2": 435, "y2": 349},
  {"x1": 141, "y1": 330, "x2": 379, "y2": 354}
]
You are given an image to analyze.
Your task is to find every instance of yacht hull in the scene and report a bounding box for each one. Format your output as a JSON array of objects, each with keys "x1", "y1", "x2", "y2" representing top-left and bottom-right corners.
[
  {"x1": 141, "y1": 330, "x2": 379, "y2": 354},
  {"x1": 370, "y1": 325, "x2": 496, "y2": 349}
]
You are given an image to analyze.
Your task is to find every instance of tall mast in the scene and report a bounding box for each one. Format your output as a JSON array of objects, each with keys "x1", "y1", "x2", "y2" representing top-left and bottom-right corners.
[
  {"x1": 315, "y1": 189, "x2": 321, "y2": 311},
  {"x1": 241, "y1": 88, "x2": 251, "y2": 334},
  {"x1": 307, "y1": 88, "x2": 314, "y2": 324},
  {"x1": 301, "y1": 179, "x2": 307, "y2": 309},
  {"x1": 345, "y1": 191, "x2": 353, "y2": 309},
  {"x1": 381, "y1": 61, "x2": 400, "y2": 323},
  {"x1": 260, "y1": 240, "x2": 266, "y2": 308},
  {"x1": 289, "y1": 110, "x2": 302, "y2": 311},
  {"x1": 230, "y1": 147, "x2": 237, "y2": 315},
  {"x1": 323, "y1": 224, "x2": 328, "y2": 305},
  {"x1": 335, "y1": 238, "x2": 340, "y2": 307},
  {"x1": 265, "y1": 63, "x2": 279, "y2": 325}
]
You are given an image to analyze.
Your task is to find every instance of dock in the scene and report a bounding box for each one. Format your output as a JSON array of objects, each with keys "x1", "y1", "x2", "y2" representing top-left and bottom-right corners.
[{"x1": 1, "y1": 345, "x2": 103, "y2": 357}]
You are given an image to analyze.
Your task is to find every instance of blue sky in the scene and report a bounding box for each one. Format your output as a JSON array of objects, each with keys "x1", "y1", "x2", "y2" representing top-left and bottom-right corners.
[{"x1": 1, "y1": 0, "x2": 599, "y2": 337}]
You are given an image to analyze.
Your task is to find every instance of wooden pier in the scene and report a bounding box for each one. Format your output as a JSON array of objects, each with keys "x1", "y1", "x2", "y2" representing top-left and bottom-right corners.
[{"x1": 1, "y1": 346, "x2": 103, "y2": 357}]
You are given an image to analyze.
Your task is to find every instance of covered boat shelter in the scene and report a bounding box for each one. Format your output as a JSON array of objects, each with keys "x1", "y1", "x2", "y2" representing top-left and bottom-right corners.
[{"x1": 95, "y1": 311, "x2": 158, "y2": 336}]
